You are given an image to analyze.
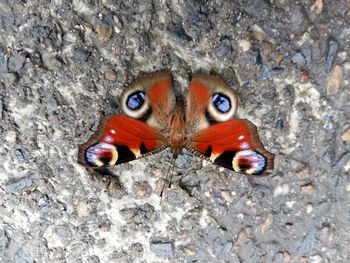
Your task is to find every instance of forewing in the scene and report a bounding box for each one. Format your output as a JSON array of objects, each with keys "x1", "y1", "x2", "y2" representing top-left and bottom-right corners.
[
  {"x1": 185, "y1": 73, "x2": 238, "y2": 134},
  {"x1": 120, "y1": 72, "x2": 176, "y2": 130}
]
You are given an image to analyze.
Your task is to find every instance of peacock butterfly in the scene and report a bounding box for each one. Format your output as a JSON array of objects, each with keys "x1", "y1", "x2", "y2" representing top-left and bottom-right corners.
[{"x1": 78, "y1": 73, "x2": 274, "y2": 175}]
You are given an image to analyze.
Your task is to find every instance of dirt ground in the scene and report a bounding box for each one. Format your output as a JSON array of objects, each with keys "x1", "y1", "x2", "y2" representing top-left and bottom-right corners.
[{"x1": 1, "y1": 0, "x2": 349, "y2": 262}]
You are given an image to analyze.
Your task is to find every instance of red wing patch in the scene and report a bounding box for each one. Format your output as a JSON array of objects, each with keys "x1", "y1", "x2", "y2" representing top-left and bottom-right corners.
[
  {"x1": 78, "y1": 115, "x2": 167, "y2": 168},
  {"x1": 186, "y1": 119, "x2": 274, "y2": 175}
]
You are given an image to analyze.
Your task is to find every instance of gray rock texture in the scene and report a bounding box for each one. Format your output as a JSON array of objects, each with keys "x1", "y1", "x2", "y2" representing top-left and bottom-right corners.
[{"x1": 1, "y1": 0, "x2": 349, "y2": 262}]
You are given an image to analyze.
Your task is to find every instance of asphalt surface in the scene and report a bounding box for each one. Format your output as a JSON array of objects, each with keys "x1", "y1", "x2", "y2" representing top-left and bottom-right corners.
[{"x1": 0, "y1": 1, "x2": 349, "y2": 262}]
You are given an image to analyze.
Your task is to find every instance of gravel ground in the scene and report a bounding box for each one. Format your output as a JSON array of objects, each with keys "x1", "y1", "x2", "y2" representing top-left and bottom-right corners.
[{"x1": 1, "y1": 0, "x2": 349, "y2": 262}]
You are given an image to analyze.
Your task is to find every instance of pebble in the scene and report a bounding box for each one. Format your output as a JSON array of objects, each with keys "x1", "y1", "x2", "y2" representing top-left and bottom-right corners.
[
  {"x1": 73, "y1": 48, "x2": 91, "y2": 64},
  {"x1": 105, "y1": 69, "x2": 117, "y2": 81},
  {"x1": 15, "y1": 148, "x2": 27, "y2": 161},
  {"x1": 5, "y1": 130, "x2": 17, "y2": 143},
  {"x1": 237, "y1": 39, "x2": 251, "y2": 52},
  {"x1": 6, "y1": 173, "x2": 39, "y2": 192},
  {"x1": 133, "y1": 181, "x2": 152, "y2": 198},
  {"x1": 261, "y1": 42, "x2": 273, "y2": 56},
  {"x1": 292, "y1": 53, "x2": 306, "y2": 66},
  {"x1": 310, "y1": 0, "x2": 323, "y2": 15},
  {"x1": 8, "y1": 53, "x2": 26, "y2": 72},
  {"x1": 31, "y1": 25, "x2": 52, "y2": 40},
  {"x1": 214, "y1": 241, "x2": 233, "y2": 257},
  {"x1": 301, "y1": 183, "x2": 315, "y2": 195},
  {"x1": 0, "y1": 53, "x2": 8, "y2": 72},
  {"x1": 150, "y1": 241, "x2": 174, "y2": 258},
  {"x1": 214, "y1": 39, "x2": 232, "y2": 58},
  {"x1": 96, "y1": 24, "x2": 113, "y2": 42},
  {"x1": 250, "y1": 24, "x2": 275, "y2": 44},
  {"x1": 165, "y1": 189, "x2": 186, "y2": 205},
  {"x1": 182, "y1": 247, "x2": 197, "y2": 256},
  {"x1": 298, "y1": 229, "x2": 316, "y2": 256},
  {"x1": 0, "y1": 72, "x2": 18, "y2": 88},
  {"x1": 290, "y1": 7, "x2": 308, "y2": 35},
  {"x1": 260, "y1": 213, "x2": 273, "y2": 234},
  {"x1": 326, "y1": 65, "x2": 343, "y2": 95},
  {"x1": 273, "y1": 184, "x2": 290, "y2": 197},
  {"x1": 0, "y1": 96, "x2": 2, "y2": 119},
  {"x1": 345, "y1": 160, "x2": 350, "y2": 172},
  {"x1": 341, "y1": 128, "x2": 350, "y2": 141},
  {"x1": 324, "y1": 37, "x2": 339, "y2": 73}
]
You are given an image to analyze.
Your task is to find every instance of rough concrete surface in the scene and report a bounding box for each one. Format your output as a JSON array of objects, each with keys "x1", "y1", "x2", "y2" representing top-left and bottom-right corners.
[{"x1": 0, "y1": 0, "x2": 349, "y2": 262}]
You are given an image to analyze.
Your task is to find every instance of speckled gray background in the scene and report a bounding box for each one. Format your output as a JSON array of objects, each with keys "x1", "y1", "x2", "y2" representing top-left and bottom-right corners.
[{"x1": 0, "y1": 0, "x2": 349, "y2": 262}]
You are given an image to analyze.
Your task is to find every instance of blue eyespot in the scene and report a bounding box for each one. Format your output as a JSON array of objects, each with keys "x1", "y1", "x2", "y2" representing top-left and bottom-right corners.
[
  {"x1": 127, "y1": 91, "x2": 145, "y2": 110},
  {"x1": 212, "y1": 93, "x2": 231, "y2": 113}
]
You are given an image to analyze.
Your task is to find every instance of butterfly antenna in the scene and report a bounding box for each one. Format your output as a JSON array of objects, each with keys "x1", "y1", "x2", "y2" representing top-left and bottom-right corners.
[{"x1": 160, "y1": 155, "x2": 176, "y2": 198}]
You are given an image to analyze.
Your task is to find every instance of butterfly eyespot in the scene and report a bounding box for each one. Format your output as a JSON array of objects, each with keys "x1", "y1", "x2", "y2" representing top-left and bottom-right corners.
[
  {"x1": 121, "y1": 89, "x2": 150, "y2": 119},
  {"x1": 212, "y1": 93, "x2": 231, "y2": 113},
  {"x1": 127, "y1": 91, "x2": 146, "y2": 110},
  {"x1": 207, "y1": 90, "x2": 237, "y2": 123}
]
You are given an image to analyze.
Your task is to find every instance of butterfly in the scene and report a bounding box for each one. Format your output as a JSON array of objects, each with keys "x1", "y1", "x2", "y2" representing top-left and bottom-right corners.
[{"x1": 78, "y1": 72, "x2": 274, "y2": 175}]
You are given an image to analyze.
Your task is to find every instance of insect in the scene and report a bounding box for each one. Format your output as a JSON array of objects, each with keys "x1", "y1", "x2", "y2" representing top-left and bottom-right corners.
[{"x1": 78, "y1": 72, "x2": 274, "y2": 175}]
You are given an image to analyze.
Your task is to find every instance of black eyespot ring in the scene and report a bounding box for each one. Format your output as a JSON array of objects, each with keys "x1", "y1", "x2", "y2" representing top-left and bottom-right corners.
[
  {"x1": 126, "y1": 91, "x2": 145, "y2": 110},
  {"x1": 212, "y1": 93, "x2": 231, "y2": 113}
]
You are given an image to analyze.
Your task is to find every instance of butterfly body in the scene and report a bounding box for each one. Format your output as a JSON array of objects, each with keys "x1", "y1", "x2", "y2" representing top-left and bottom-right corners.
[{"x1": 78, "y1": 73, "x2": 274, "y2": 175}]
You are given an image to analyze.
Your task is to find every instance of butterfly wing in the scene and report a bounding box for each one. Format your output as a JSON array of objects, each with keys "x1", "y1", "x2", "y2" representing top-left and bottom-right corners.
[
  {"x1": 78, "y1": 72, "x2": 175, "y2": 168},
  {"x1": 185, "y1": 74, "x2": 274, "y2": 175},
  {"x1": 78, "y1": 115, "x2": 167, "y2": 167},
  {"x1": 186, "y1": 120, "x2": 274, "y2": 175}
]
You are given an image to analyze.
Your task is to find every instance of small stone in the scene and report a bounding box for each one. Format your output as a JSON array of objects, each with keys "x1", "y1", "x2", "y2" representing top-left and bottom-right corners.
[
  {"x1": 105, "y1": 69, "x2": 117, "y2": 81},
  {"x1": 133, "y1": 181, "x2": 152, "y2": 198},
  {"x1": 237, "y1": 39, "x2": 251, "y2": 52},
  {"x1": 5, "y1": 130, "x2": 17, "y2": 143},
  {"x1": 273, "y1": 184, "x2": 290, "y2": 197},
  {"x1": 324, "y1": 37, "x2": 339, "y2": 73},
  {"x1": 326, "y1": 65, "x2": 343, "y2": 95},
  {"x1": 298, "y1": 230, "x2": 316, "y2": 256},
  {"x1": 6, "y1": 173, "x2": 39, "y2": 193},
  {"x1": 346, "y1": 182, "x2": 350, "y2": 191},
  {"x1": 15, "y1": 148, "x2": 27, "y2": 161},
  {"x1": 96, "y1": 24, "x2": 113, "y2": 42},
  {"x1": 76, "y1": 202, "x2": 90, "y2": 217},
  {"x1": 214, "y1": 39, "x2": 232, "y2": 58},
  {"x1": 306, "y1": 204, "x2": 313, "y2": 214},
  {"x1": 261, "y1": 213, "x2": 273, "y2": 234},
  {"x1": 301, "y1": 183, "x2": 315, "y2": 195},
  {"x1": 250, "y1": 24, "x2": 275, "y2": 44},
  {"x1": 0, "y1": 72, "x2": 18, "y2": 88},
  {"x1": 0, "y1": 230, "x2": 10, "y2": 251},
  {"x1": 166, "y1": 188, "x2": 186, "y2": 205},
  {"x1": 0, "y1": 96, "x2": 2, "y2": 120},
  {"x1": 73, "y1": 48, "x2": 91, "y2": 64},
  {"x1": 273, "y1": 53, "x2": 284, "y2": 64},
  {"x1": 221, "y1": 190, "x2": 233, "y2": 203},
  {"x1": 310, "y1": 0, "x2": 323, "y2": 15},
  {"x1": 290, "y1": 7, "x2": 308, "y2": 35},
  {"x1": 345, "y1": 160, "x2": 350, "y2": 172},
  {"x1": 183, "y1": 247, "x2": 197, "y2": 256},
  {"x1": 150, "y1": 241, "x2": 174, "y2": 258},
  {"x1": 310, "y1": 255, "x2": 322, "y2": 263},
  {"x1": 261, "y1": 42, "x2": 273, "y2": 56},
  {"x1": 341, "y1": 128, "x2": 350, "y2": 141},
  {"x1": 214, "y1": 241, "x2": 233, "y2": 257},
  {"x1": 129, "y1": 243, "x2": 143, "y2": 258},
  {"x1": 0, "y1": 53, "x2": 8, "y2": 73},
  {"x1": 42, "y1": 54, "x2": 62, "y2": 71},
  {"x1": 292, "y1": 53, "x2": 305, "y2": 66},
  {"x1": 32, "y1": 25, "x2": 52, "y2": 40},
  {"x1": 8, "y1": 53, "x2": 26, "y2": 72}
]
